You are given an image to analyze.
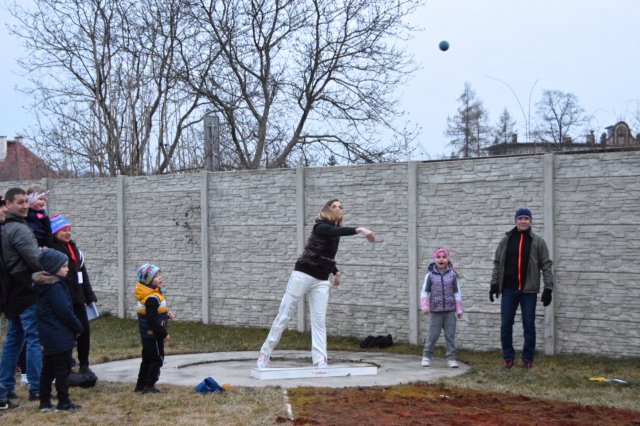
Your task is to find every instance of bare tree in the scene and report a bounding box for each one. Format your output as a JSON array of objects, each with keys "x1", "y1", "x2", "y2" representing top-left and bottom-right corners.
[
  {"x1": 629, "y1": 102, "x2": 640, "y2": 137},
  {"x1": 183, "y1": 0, "x2": 422, "y2": 169},
  {"x1": 533, "y1": 90, "x2": 586, "y2": 144},
  {"x1": 492, "y1": 108, "x2": 517, "y2": 144},
  {"x1": 11, "y1": 0, "x2": 422, "y2": 173},
  {"x1": 10, "y1": 0, "x2": 207, "y2": 176},
  {"x1": 446, "y1": 83, "x2": 489, "y2": 158}
]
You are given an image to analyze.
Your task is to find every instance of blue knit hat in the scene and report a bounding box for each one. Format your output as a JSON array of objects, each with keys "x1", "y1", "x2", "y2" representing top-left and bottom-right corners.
[
  {"x1": 39, "y1": 248, "x2": 69, "y2": 275},
  {"x1": 137, "y1": 263, "x2": 160, "y2": 286},
  {"x1": 515, "y1": 207, "x2": 532, "y2": 220},
  {"x1": 50, "y1": 214, "x2": 71, "y2": 234}
]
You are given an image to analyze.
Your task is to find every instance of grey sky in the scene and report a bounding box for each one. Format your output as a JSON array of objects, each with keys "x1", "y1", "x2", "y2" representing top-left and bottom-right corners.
[
  {"x1": 1, "y1": 0, "x2": 639, "y2": 159},
  {"x1": 403, "y1": 0, "x2": 640, "y2": 158}
]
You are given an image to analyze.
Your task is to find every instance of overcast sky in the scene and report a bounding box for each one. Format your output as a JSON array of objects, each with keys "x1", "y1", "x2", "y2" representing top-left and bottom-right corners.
[
  {"x1": 403, "y1": 0, "x2": 640, "y2": 158},
  {"x1": 1, "y1": 0, "x2": 639, "y2": 160}
]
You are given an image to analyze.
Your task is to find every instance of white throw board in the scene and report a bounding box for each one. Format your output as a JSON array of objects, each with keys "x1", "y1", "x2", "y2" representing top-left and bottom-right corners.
[{"x1": 251, "y1": 364, "x2": 377, "y2": 380}]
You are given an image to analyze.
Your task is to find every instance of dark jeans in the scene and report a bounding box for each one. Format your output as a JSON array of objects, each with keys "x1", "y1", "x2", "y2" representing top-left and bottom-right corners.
[
  {"x1": 136, "y1": 337, "x2": 165, "y2": 388},
  {"x1": 72, "y1": 304, "x2": 91, "y2": 368},
  {"x1": 500, "y1": 289, "x2": 537, "y2": 362},
  {"x1": 39, "y1": 349, "x2": 72, "y2": 405}
]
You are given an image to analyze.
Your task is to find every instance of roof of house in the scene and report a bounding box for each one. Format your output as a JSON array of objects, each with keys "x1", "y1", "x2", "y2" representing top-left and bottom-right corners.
[{"x1": 0, "y1": 137, "x2": 59, "y2": 181}]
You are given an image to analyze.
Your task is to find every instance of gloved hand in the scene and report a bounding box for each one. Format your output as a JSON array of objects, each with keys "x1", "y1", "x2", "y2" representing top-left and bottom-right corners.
[
  {"x1": 489, "y1": 285, "x2": 499, "y2": 303},
  {"x1": 541, "y1": 288, "x2": 553, "y2": 306}
]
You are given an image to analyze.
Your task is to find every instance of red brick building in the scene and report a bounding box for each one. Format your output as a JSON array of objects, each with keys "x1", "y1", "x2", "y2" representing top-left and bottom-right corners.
[{"x1": 0, "y1": 136, "x2": 59, "y2": 181}]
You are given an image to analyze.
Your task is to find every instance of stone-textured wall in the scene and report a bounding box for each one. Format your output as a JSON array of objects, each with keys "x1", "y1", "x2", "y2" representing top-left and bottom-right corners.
[
  {"x1": 552, "y1": 153, "x2": 640, "y2": 356},
  {"x1": 6, "y1": 149, "x2": 639, "y2": 357}
]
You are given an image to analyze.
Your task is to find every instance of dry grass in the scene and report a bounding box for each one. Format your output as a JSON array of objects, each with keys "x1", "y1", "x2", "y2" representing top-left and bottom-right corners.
[
  {"x1": 1, "y1": 314, "x2": 638, "y2": 424},
  {"x1": 0, "y1": 381, "x2": 284, "y2": 425},
  {"x1": 437, "y1": 348, "x2": 640, "y2": 411}
]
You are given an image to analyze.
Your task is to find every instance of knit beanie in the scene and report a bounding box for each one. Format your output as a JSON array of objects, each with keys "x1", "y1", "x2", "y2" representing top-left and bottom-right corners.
[
  {"x1": 137, "y1": 263, "x2": 160, "y2": 286},
  {"x1": 515, "y1": 207, "x2": 532, "y2": 220},
  {"x1": 432, "y1": 248, "x2": 449, "y2": 259},
  {"x1": 27, "y1": 191, "x2": 49, "y2": 207},
  {"x1": 39, "y1": 248, "x2": 69, "y2": 275},
  {"x1": 50, "y1": 214, "x2": 71, "y2": 234}
]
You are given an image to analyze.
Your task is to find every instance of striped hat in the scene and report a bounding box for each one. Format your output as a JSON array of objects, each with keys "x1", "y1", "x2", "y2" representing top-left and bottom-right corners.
[
  {"x1": 50, "y1": 214, "x2": 71, "y2": 234},
  {"x1": 137, "y1": 263, "x2": 160, "y2": 286}
]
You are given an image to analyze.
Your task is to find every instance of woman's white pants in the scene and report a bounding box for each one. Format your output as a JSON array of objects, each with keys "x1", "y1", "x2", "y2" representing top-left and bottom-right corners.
[{"x1": 260, "y1": 271, "x2": 330, "y2": 365}]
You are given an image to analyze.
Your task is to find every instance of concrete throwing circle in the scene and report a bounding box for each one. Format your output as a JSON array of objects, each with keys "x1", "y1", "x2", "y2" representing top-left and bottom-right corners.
[{"x1": 91, "y1": 350, "x2": 468, "y2": 388}]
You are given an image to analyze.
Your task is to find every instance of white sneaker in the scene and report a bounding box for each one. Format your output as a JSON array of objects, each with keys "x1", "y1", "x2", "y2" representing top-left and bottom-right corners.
[
  {"x1": 447, "y1": 359, "x2": 459, "y2": 368},
  {"x1": 316, "y1": 360, "x2": 328, "y2": 368},
  {"x1": 421, "y1": 357, "x2": 430, "y2": 367},
  {"x1": 257, "y1": 352, "x2": 270, "y2": 368}
]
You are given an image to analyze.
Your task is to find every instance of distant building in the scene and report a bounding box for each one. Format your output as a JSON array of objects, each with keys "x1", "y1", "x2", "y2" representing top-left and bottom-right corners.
[
  {"x1": 0, "y1": 136, "x2": 59, "y2": 181},
  {"x1": 484, "y1": 121, "x2": 639, "y2": 156},
  {"x1": 601, "y1": 121, "x2": 639, "y2": 147}
]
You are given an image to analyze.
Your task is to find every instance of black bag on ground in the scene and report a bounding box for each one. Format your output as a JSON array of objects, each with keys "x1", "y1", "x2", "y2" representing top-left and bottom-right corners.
[
  {"x1": 359, "y1": 335, "x2": 375, "y2": 348},
  {"x1": 359, "y1": 334, "x2": 393, "y2": 349},
  {"x1": 68, "y1": 370, "x2": 98, "y2": 388}
]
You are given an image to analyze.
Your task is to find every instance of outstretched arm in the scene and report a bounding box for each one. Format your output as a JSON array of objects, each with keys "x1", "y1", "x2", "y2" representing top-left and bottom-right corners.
[
  {"x1": 314, "y1": 222, "x2": 375, "y2": 242},
  {"x1": 355, "y1": 227, "x2": 375, "y2": 242}
]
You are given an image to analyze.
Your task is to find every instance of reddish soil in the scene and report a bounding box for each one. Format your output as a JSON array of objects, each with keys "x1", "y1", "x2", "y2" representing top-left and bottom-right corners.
[{"x1": 280, "y1": 383, "x2": 640, "y2": 426}]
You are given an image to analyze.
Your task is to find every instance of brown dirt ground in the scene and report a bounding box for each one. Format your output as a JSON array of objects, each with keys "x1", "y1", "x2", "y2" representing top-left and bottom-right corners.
[{"x1": 280, "y1": 383, "x2": 640, "y2": 426}]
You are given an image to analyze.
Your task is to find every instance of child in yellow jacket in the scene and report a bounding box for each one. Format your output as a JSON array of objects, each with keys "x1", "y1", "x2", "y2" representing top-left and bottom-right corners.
[{"x1": 133, "y1": 263, "x2": 173, "y2": 393}]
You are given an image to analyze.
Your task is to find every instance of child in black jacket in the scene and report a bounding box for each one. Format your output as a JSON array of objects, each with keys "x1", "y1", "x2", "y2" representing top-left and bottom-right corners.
[
  {"x1": 34, "y1": 248, "x2": 83, "y2": 412},
  {"x1": 26, "y1": 186, "x2": 53, "y2": 248}
]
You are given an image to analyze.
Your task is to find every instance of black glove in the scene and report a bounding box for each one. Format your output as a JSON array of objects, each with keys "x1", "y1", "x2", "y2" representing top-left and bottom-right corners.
[
  {"x1": 541, "y1": 288, "x2": 552, "y2": 306},
  {"x1": 489, "y1": 286, "x2": 499, "y2": 303}
]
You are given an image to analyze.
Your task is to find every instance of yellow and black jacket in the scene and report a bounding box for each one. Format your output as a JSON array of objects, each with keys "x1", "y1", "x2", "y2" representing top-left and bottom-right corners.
[{"x1": 134, "y1": 282, "x2": 169, "y2": 340}]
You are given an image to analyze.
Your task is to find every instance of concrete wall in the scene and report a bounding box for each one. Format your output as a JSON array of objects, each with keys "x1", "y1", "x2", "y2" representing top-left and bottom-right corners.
[{"x1": 6, "y1": 149, "x2": 639, "y2": 357}]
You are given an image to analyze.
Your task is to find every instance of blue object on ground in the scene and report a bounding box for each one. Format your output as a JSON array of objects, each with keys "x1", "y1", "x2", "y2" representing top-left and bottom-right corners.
[{"x1": 195, "y1": 376, "x2": 225, "y2": 394}]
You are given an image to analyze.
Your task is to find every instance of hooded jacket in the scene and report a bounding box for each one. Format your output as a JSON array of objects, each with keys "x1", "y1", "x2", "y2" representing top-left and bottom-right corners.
[
  {"x1": 26, "y1": 208, "x2": 53, "y2": 248},
  {"x1": 421, "y1": 262, "x2": 460, "y2": 313},
  {"x1": 490, "y1": 226, "x2": 554, "y2": 293},
  {"x1": 1, "y1": 212, "x2": 42, "y2": 319},
  {"x1": 33, "y1": 272, "x2": 83, "y2": 355},
  {"x1": 134, "y1": 281, "x2": 169, "y2": 340}
]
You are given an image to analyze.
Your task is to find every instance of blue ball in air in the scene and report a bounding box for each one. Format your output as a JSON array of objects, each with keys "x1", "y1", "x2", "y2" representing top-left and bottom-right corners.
[{"x1": 439, "y1": 40, "x2": 449, "y2": 51}]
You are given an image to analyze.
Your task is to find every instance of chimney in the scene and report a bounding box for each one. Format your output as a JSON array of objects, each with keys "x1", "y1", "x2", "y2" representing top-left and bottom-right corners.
[
  {"x1": 0, "y1": 136, "x2": 7, "y2": 161},
  {"x1": 511, "y1": 133, "x2": 518, "y2": 143}
]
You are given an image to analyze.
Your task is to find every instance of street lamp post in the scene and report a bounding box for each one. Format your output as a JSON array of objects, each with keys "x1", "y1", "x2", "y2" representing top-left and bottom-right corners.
[
  {"x1": 203, "y1": 114, "x2": 220, "y2": 171},
  {"x1": 486, "y1": 75, "x2": 539, "y2": 143}
]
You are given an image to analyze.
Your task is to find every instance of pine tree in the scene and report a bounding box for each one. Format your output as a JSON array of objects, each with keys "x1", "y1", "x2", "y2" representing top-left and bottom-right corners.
[
  {"x1": 493, "y1": 108, "x2": 517, "y2": 144},
  {"x1": 446, "y1": 83, "x2": 489, "y2": 157}
]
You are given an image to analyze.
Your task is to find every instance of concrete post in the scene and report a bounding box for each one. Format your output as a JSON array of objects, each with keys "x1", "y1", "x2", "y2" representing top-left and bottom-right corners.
[
  {"x1": 543, "y1": 153, "x2": 556, "y2": 354},
  {"x1": 201, "y1": 171, "x2": 210, "y2": 324},
  {"x1": 407, "y1": 161, "x2": 419, "y2": 344},
  {"x1": 295, "y1": 167, "x2": 306, "y2": 332},
  {"x1": 117, "y1": 175, "x2": 126, "y2": 318}
]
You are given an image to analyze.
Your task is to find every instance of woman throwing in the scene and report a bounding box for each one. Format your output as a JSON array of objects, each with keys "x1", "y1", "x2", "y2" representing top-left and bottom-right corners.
[{"x1": 257, "y1": 199, "x2": 375, "y2": 369}]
